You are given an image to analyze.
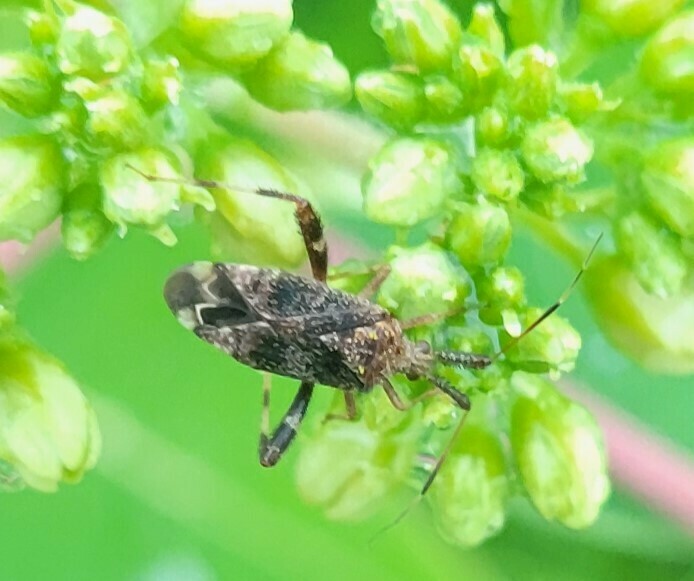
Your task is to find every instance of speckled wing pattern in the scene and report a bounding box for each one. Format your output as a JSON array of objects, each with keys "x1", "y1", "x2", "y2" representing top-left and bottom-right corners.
[{"x1": 192, "y1": 265, "x2": 391, "y2": 390}]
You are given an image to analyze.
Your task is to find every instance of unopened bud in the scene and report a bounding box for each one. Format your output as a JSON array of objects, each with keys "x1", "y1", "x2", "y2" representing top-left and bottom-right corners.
[
  {"x1": 356, "y1": 70, "x2": 425, "y2": 129},
  {"x1": 57, "y1": 4, "x2": 132, "y2": 79},
  {"x1": 363, "y1": 137, "x2": 462, "y2": 226},
  {"x1": 0, "y1": 136, "x2": 64, "y2": 242},
  {"x1": 642, "y1": 137, "x2": 694, "y2": 237},
  {"x1": 244, "y1": 31, "x2": 351, "y2": 112},
  {"x1": 0, "y1": 53, "x2": 57, "y2": 118},
  {"x1": 521, "y1": 118, "x2": 593, "y2": 184},
  {"x1": 179, "y1": 0, "x2": 292, "y2": 68},
  {"x1": 372, "y1": 0, "x2": 463, "y2": 72},
  {"x1": 0, "y1": 334, "x2": 101, "y2": 492},
  {"x1": 505, "y1": 45, "x2": 558, "y2": 120},
  {"x1": 377, "y1": 242, "x2": 469, "y2": 320},
  {"x1": 510, "y1": 372, "x2": 610, "y2": 528},
  {"x1": 446, "y1": 201, "x2": 512, "y2": 268}
]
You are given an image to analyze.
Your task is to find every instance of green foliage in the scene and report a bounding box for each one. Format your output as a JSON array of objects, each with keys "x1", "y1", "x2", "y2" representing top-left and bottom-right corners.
[{"x1": 0, "y1": 0, "x2": 691, "y2": 555}]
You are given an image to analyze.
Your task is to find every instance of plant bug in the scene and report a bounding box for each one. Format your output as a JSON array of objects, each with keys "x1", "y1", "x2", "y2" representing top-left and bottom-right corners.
[{"x1": 130, "y1": 165, "x2": 600, "y2": 508}]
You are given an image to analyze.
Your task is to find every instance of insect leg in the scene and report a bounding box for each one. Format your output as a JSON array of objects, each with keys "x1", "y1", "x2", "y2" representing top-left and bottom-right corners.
[
  {"x1": 127, "y1": 165, "x2": 328, "y2": 282},
  {"x1": 259, "y1": 379, "x2": 315, "y2": 467},
  {"x1": 381, "y1": 377, "x2": 439, "y2": 411},
  {"x1": 399, "y1": 308, "x2": 462, "y2": 330},
  {"x1": 253, "y1": 188, "x2": 327, "y2": 282},
  {"x1": 323, "y1": 391, "x2": 358, "y2": 423},
  {"x1": 358, "y1": 265, "x2": 392, "y2": 299}
]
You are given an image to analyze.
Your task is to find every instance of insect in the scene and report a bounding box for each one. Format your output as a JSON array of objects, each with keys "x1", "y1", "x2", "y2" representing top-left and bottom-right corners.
[{"x1": 131, "y1": 165, "x2": 599, "y2": 501}]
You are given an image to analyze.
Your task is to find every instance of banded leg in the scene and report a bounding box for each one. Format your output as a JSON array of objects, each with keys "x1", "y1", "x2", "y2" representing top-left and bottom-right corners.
[
  {"x1": 259, "y1": 375, "x2": 315, "y2": 467},
  {"x1": 127, "y1": 165, "x2": 328, "y2": 282},
  {"x1": 253, "y1": 188, "x2": 327, "y2": 282}
]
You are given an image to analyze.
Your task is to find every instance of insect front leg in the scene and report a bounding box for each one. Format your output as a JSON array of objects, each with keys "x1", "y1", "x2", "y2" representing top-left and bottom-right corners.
[
  {"x1": 323, "y1": 391, "x2": 358, "y2": 423},
  {"x1": 380, "y1": 377, "x2": 440, "y2": 411},
  {"x1": 259, "y1": 376, "x2": 315, "y2": 467}
]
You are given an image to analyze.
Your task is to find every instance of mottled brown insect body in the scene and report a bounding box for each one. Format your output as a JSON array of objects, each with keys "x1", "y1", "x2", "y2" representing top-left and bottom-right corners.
[{"x1": 165, "y1": 263, "x2": 436, "y2": 392}]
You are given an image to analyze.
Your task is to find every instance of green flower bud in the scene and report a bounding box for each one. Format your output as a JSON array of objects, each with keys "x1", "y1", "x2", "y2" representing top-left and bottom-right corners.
[
  {"x1": 467, "y1": 4, "x2": 505, "y2": 56},
  {"x1": 583, "y1": 0, "x2": 685, "y2": 37},
  {"x1": 642, "y1": 138, "x2": 694, "y2": 237},
  {"x1": 477, "y1": 266, "x2": 526, "y2": 324},
  {"x1": 429, "y1": 420, "x2": 509, "y2": 546},
  {"x1": 0, "y1": 136, "x2": 64, "y2": 242},
  {"x1": 0, "y1": 334, "x2": 101, "y2": 492},
  {"x1": 356, "y1": 70, "x2": 425, "y2": 129},
  {"x1": 179, "y1": 0, "x2": 292, "y2": 68},
  {"x1": 510, "y1": 372, "x2": 610, "y2": 528},
  {"x1": 522, "y1": 182, "x2": 587, "y2": 218},
  {"x1": 363, "y1": 137, "x2": 462, "y2": 226},
  {"x1": 498, "y1": 0, "x2": 564, "y2": 48},
  {"x1": 141, "y1": 57, "x2": 181, "y2": 110},
  {"x1": 584, "y1": 256, "x2": 694, "y2": 373},
  {"x1": 423, "y1": 74, "x2": 465, "y2": 122},
  {"x1": 446, "y1": 201, "x2": 511, "y2": 269},
  {"x1": 472, "y1": 148, "x2": 525, "y2": 202},
  {"x1": 640, "y1": 10, "x2": 694, "y2": 97},
  {"x1": 475, "y1": 106, "x2": 510, "y2": 146},
  {"x1": 505, "y1": 45, "x2": 558, "y2": 120},
  {"x1": 244, "y1": 31, "x2": 351, "y2": 112},
  {"x1": 454, "y1": 41, "x2": 503, "y2": 110},
  {"x1": 56, "y1": 4, "x2": 132, "y2": 80},
  {"x1": 615, "y1": 211, "x2": 687, "y2": 297},
  {"x1": 61, "y1": 184, "x2": 114, "y2": 261},
  {"x1": 84, "y1": 89, "x2": 149, "y2": 152},
  {"x1": 521, "y1": 118, "x2": 593, "y2": 184},
  {"x1": 197, "y1": 138, "x2": 308, "y2": 267},
  {"x1": 377, "y1": 242, "x2": 469, "y2": 320},
  {"x1": 26, "y1": 10, "x2": 58, "y2": 47},
  {"x1": 559, "y1": 82, "x2": 607, "y2": 123},
  {"x1": 0, "y1": 53, "x2": 57, "y2": 118},
  {"x1": 502, "y1": 308, "x2": 580, "y2": 375},
  {"x1": 101, "y1": 149, "x2": 213, "y2": 245},
  {"x1": 295, "y1": 417, "x2": 419, "y2": 520},
  {"x1": 372, "y1": 0, "x2": 462, "y2": 72}
]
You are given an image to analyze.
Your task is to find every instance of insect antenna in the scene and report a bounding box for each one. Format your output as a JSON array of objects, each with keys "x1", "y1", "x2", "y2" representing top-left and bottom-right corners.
[
  {"x1": 372, "y1": 233, "x2": 603, "y2": 545},
  {"x1": 491, "y1": 232, "x2": 603, "y2": 361},
  {"x1": 126, "y1": 164, "x2": 263, "y2": 197}
]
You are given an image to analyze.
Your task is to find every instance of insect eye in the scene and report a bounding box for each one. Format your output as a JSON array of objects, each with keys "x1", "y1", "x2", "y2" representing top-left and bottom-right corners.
[
  {"x1": 198, "y1": 305, "x2": 251, "y2": 327},
  {"x1": 415, "y1": 341, "x2": 432, "y2": 354}
]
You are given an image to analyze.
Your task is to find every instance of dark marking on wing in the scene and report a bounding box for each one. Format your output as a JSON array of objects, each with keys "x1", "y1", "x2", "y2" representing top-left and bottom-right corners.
[
  {"x1": 195, "y1": 320, "x2": 364, "y2": 390},
  {"x1": 199, "y1": 304, "x2": 255, "y2": 327},
  {"x1": 217, "y1": 265, "x2": 387, "y2": 322}
]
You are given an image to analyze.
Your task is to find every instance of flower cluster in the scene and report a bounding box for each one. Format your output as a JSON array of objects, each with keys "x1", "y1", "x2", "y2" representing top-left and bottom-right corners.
[
  {"x1": 295, "y1": 0, "x2": 617, "y2": 545},
  {"x1": 0, "y1": 0, "x2": 690, "y2": 548}
]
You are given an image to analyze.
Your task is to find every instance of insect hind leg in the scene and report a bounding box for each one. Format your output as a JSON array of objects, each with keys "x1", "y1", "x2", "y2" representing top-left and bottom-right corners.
[{"x1": 259, "y1": 375, "x2": 314, "y2": 467}]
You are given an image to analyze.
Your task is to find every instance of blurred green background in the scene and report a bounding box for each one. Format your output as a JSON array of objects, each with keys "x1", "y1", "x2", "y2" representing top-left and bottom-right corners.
[{"x1": 1, "y1": 1, "x2": 693, "y2": 579}]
